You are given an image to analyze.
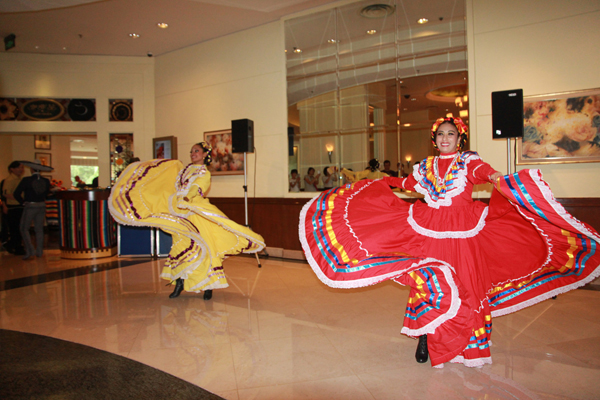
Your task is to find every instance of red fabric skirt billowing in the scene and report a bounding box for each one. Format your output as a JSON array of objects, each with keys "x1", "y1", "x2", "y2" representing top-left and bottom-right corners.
[{"x1": 299, "y1": 169, "x2": 600, "y2": 367}]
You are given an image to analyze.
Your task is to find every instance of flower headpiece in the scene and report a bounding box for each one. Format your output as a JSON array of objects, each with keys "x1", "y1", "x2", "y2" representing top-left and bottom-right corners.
[
  {"x1": 430, "y1": 116, "x2": 469, "y2": 150},
  {"x1": 197, "y1": 141, "x2": 213, "y2": 165}
]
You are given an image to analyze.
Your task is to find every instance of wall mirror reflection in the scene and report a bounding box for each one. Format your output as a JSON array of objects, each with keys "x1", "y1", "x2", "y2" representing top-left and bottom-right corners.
[{"x1": 286, "y1": 0, "x2": 469, "y2": 191}]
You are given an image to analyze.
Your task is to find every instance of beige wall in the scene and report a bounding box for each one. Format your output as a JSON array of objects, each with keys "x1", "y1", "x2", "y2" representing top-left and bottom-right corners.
[
  {"x1": 0, "y1": 135, "x2": 12, "y2": 179},
  {"x1": 467, "y1": 0, "x2": 600, "y2": 197},
  {"x1": 154, "y1": 22, "x2": 288, "y2": 198},
  {"x1": 0, "y1": 53, "x2": 155, "y2": 187}
]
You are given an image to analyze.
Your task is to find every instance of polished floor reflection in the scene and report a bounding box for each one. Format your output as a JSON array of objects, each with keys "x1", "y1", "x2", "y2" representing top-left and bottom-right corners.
[{"x1": 1, "y1": 249, "x2": 599, "y2": 399}]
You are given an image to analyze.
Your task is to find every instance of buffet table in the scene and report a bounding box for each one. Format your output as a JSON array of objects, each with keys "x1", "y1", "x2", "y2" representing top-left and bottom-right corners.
[{"x1": 55, "y1": 189, "x2": 117, "y2": 259}]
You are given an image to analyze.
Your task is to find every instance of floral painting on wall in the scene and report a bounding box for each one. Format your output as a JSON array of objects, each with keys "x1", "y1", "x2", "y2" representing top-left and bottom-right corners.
[{"x1": 518, "y1": 88, "x2": 600, "y2": 164}]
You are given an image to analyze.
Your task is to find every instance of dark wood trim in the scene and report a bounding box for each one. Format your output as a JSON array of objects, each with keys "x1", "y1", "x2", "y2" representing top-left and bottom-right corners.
[{"x1": 210, "y1": 197, "x2": 600, "y2": 252}]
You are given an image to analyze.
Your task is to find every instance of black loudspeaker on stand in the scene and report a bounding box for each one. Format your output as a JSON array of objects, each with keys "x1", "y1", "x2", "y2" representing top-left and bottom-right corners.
[
  {"x1": 491, "y1": 89, "x2": 524, "y2": 175},
  {"x1": 492, "y1": 89, "x2": 524, "y2": 139},
  {"x1": 232, "y1": 118, "x2": 254, "y2": 154},
  {"x1": 230, "y1": 118, "x2": 263, "y2": 268}
]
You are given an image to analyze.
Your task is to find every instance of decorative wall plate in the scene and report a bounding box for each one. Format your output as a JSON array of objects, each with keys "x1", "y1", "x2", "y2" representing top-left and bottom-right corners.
[
  {"x1": 68, "y1": 99, "x2": 96, "y2": 121},
  {"x1": 0, "y1": 98, "x2": 19, "y2": 120},
  {"x1": 110, "y1": 99, "x2": 133, "y2": 121},
  {"x1": 21, "y1": 99, "x2": 65, "y2": 121}
]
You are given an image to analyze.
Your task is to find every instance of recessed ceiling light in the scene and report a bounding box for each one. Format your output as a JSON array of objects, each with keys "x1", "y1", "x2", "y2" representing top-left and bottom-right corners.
[
  {"x1": 403, "y1": 123, "x2": 411, "y2": 127},
  {"x1": 129, "y1": 33, "x2": 140, "y2": 38},
  {"x1": 35, "y1": 46, "x2": 39, "y2": 49},
  {"x1": 327, "y1": 39, "x2": 339, "y2": 44},
  {"x1": 417, "y1": 18, "x2": 429, "y2": 24},
  {"x1": 293, "y1": 47, "x2": 302, "y2": 53},
  {"x1": 157, "y1": 23, "x2": 169, "y2": 29},
  {"x1": 411, "y1": 98, "x2": 417, "y2": 101},
  {"x1": 63, "y1": 47, "x2": 67, "y2": 50},
  {"x1": 366, "y1": 29, "x2": 377, "y2": 35}
]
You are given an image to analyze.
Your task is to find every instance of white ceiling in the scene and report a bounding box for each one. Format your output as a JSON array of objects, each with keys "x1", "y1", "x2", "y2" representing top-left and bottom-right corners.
[{"x1": 0, "y1": 0, "x2": 342, "y2": 57}]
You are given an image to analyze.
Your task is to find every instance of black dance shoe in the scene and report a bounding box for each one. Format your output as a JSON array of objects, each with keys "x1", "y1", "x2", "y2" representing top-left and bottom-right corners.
[
  {"x1": 169, "y1": 279, "x2": 184, "y2": 298},
  {"x1": 415, "y1": 335, "x2": 429, "y2": 363},
  {"x1": 203, "y1": 289, "x2": 213, "y2": 301}
]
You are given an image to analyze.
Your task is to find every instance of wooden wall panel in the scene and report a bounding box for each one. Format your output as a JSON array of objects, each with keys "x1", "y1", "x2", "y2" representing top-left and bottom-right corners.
[{"x1": 210, "y1": 197, "x2": 600, "y2": 252}]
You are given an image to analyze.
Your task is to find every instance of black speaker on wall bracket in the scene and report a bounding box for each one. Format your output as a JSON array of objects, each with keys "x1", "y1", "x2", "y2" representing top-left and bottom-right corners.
[
  {"x1": 492, "y1": 89, "x2": 524, "y2": 139},
  {"x1": 232, "y1": 118, "x2": 254, "y2": 153}
]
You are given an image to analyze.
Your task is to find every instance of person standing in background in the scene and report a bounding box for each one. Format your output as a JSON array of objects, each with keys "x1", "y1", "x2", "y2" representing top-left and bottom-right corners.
[
  {"x1": 2, "y1": 161, "x2": 25, "y2": 255},
  {"x1": 74, "y1": 175, "x2": 86, "y2": 189},
  {"x1": 304, "y1": 167, "x2": 319, "y2": 192},
  {"x1": 321, "y1": 166, "x2": 339, "y2": 190},
  {"x1": 381, "y1": 160, "x2": 398, "y2": 177},
  {"x1": 14, "y1": 160, "x2": 53, "y2": 260},
  {"x1": 289, "y1": 169, "x2": 301, "y2": 192}
]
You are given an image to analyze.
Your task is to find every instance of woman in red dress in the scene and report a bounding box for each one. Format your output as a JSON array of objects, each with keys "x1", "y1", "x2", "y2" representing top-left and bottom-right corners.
[{"x1": 299, "y1": 117, "x2": 600, "y2": 368}]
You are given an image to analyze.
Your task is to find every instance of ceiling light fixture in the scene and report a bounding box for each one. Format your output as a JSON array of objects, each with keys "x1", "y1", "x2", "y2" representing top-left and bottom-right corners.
[
  {"x1": 293, "y1": 47, "x2": 302, "y2": 53},
  {"x1": 366, "y1": 29, "x2": 377, "y2": 35},
  {"x1": 129, "y1": 33, "x2": 140, "y2": 38},
  {"x1": 157, "y1": 23, "x2": 169, "y2": 29},
  {"x1": 327, "y1": 39, "x2": 338, "y2": 44},
  {"x1": 417, "y1": 18, "x2": 429, "y2": 24},
  {"x1": 360, "y1": 4, "x2": 395, "y2": 19}
]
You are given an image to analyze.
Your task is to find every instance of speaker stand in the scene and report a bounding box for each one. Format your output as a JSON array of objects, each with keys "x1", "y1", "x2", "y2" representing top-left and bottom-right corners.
[
  {"x1": 243, "y1": 152, "x2": 262, "y2": 268},
  {"x1": 507, "y1": 138, "x2": 512, "y2": 175}
]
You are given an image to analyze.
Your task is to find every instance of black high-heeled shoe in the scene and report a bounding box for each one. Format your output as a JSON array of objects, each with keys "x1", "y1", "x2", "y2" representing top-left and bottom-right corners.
[
  {"x1": 415, "y1": 335, "x2": 428, "y2": 363},
  {"x1": 169, "y1": 278, "x2": 184, "y2": 298},
  {"x1": 203, "y1": 289, "x2": 212, "y2": 300}
]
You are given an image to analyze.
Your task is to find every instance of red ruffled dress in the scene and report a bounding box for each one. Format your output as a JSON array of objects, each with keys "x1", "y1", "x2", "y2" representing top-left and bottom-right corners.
[{"x1": 299, "y1": 151, "x2": 600, "y2": 367}]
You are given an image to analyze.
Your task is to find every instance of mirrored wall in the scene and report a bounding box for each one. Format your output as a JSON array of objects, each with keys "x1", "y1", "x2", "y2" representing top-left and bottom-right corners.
[{"x1": 286, "y1": 0, "x2": 468, "y2": 191}]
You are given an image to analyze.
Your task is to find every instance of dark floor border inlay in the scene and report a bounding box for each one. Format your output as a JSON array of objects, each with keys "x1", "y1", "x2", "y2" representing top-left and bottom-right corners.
[
  {"x1": 0, "y1": 329, "x2": 223, "y2": 400},
  {"x1": 0, "y1": 258, "x2": 152, "y2": 292}
]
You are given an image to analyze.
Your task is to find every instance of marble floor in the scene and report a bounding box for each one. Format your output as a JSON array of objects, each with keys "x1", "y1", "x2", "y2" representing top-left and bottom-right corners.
[{"x1": 1, "y1": 248, "x2": 600, "y2": 400}]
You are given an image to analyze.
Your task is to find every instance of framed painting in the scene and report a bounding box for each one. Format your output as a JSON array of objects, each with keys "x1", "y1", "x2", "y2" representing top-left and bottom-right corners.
[
  {"x1": 34, "y1": 134, "x2": 51, "y2": 150},
  {"x1": 35, "y1": 152, "x2": 52, "y2": 167},
  {"x1": 152, "y1": 136, "x2": 178, "y2": 160},
  {"x1": 204, "y1": 129, "x2": 244, "y2": 175},
  {"x1": 517, "y1": 88, "x2": 600, "y2": 164}
]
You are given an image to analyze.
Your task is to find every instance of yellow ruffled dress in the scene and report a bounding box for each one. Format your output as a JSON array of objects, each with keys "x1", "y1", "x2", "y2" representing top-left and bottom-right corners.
[{"x1": 109, "y1": 159, "x2": 265, "y2": 292}]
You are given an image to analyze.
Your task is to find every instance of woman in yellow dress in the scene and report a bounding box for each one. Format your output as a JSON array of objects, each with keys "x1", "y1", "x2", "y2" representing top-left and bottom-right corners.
[
  {"x1": 340, "y1": 158, "x2": 389, "y2": 183},
  {"x1": 109, "y1": 142, "x2": 265, "y2": 300}
]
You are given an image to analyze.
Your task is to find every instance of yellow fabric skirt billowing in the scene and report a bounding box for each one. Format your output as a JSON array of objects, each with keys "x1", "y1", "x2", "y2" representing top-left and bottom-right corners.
[{"x1": 109, "y1": 159, "x2": 265, "y2": 292}]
